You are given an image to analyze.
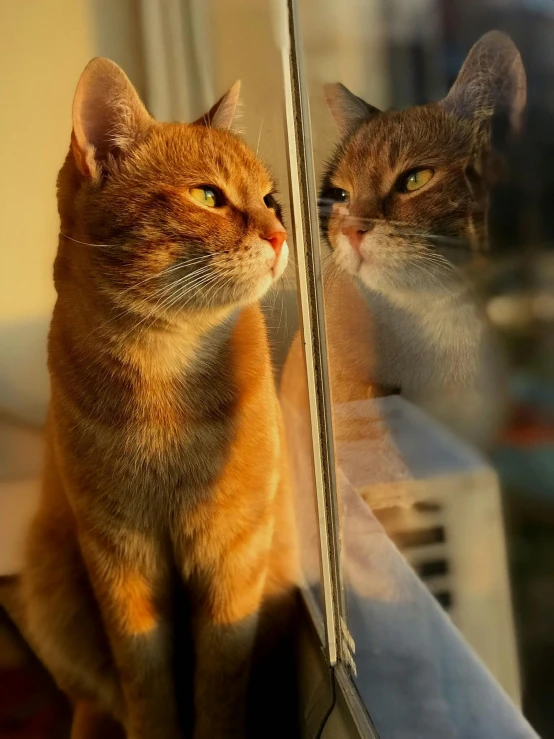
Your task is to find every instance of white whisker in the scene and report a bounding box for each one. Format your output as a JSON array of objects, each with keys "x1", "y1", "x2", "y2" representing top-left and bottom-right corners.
[
  {"x1": 255, "y1": 116, "x2": 264, "y2": 157},
  {"x1": 59, "y1": 232, "x2": 119, "y2": 249}
]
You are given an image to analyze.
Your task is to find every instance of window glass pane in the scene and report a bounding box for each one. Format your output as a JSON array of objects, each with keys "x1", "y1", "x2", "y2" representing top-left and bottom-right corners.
[{"x1": 292, "y1": 0, "x2": 554, "y2": 736}]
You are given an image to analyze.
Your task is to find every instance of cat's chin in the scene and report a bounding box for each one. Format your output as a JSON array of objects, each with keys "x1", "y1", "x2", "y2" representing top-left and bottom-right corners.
[
  {"x1": 357, "y1": 261, "x2": 391, "y2": 292},
  {"x1": 332, "y1": 233, "x2": 463, "y2": 302},
  {"x1": 228, "y1": 240, "x2": 288, "y2": 305},
  {"x1": 332, "y1": 244, "x2": 391, "y2": 293},
  {"x1": 218, "y1": 272, "x2": 280, "y2": 309},
  {"x1": 330, "y1": 249, "x2": 457, "y2": 304},
  {"x1": 250, "y1": 273, "x2": 276, "y2": 302}
]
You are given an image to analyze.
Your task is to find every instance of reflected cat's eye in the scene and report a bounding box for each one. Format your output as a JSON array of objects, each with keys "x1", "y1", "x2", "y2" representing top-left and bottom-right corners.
[
  {"x1": 321, "y1": 187, "x2": 350, "y2": 204},
  {"x1": 190, "y1": 186, "x2": 221, "y2": 207},
  {"x1": 399, "y1": 168, "x2": 434, "y2": 193}
]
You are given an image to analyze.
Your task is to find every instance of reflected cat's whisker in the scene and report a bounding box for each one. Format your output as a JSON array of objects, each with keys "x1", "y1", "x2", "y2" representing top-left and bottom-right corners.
[
  {"x1": 406, "y1": 246, "x2": 462, "y2": 274},
  {"x1": 401, "y1": 258, "x2": 459, "y2": 297}
]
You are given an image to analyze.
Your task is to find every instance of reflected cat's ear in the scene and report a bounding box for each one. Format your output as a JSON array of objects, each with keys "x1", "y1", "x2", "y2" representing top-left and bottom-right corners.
[
  {"x1": 196, "y1": 81, "x2": 241, "y2": 130},
  {"x1": 324, "y1": 83, "x2": 380, "y2": 136},
  {"x1": 440, "y1": 31, "x2": 526, "y2": 133},
  {"x1": 72, "y1": 57, "x2": 152, "y2": 181}
]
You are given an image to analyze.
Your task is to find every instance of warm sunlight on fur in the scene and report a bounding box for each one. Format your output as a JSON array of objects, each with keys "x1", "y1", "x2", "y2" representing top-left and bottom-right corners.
[{"x1": 19, "y1": 57, "x2": 300, "y2": 739}]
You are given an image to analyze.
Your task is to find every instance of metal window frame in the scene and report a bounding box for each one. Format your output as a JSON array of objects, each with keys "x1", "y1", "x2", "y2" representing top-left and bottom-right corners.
[{"x1": 278, "y1": 0, "x2": 349, "y2": 667}]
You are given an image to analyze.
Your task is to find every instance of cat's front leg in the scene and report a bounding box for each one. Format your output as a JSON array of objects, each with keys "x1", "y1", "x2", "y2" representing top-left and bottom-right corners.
[
  {"x1": 79, "y1": 532, "x2": 181, "y2": 739},
  {"x1": 193, "y1": 614, "x2": 260, "y2": 739},
  {"x1": 189, "y1": 555, "x2": 267, "y2": 739}
]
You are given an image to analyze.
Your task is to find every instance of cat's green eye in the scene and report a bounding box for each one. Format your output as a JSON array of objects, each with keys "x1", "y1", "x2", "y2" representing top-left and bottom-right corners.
[
  {"x1": 400, "y1": 168, "x2": 434, "y2": 193},
  {"x1": 190, "y1": 187, "x2": 221, "y2": 208}
]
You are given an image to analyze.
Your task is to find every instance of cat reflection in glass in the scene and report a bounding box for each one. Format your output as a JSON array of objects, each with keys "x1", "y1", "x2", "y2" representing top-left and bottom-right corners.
[
  {"x1": 281, "y1": 32, "x2": 526, "y2": 596},
  {"x1": 283, "y1": 31, "x2": 527, "y2": 449}
]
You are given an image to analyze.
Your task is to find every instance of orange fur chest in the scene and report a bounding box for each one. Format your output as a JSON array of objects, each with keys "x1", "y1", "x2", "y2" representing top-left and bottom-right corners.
[{"x1": 47, "y1": 306, "x2": 278, "y2": 532}]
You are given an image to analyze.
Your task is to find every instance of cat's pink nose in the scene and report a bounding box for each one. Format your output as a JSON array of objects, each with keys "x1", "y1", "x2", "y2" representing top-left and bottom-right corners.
[
  {"x1": 265, "y1": 228, "x2": 287, "y2": 260},
  {"x1": 342, "y1": 226, "x2": 368, "y2": 253}
]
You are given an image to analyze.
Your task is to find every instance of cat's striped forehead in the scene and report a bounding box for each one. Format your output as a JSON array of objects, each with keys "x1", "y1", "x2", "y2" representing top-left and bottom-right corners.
[
  {"x1": 322, "y1": 101, "x2": 492, "y2": 256},
  {"x1": 140, "y1": 123, "x2": 274, "y2": 206},
  {"x1": 332, "y1": 105, "x2": 474, "y2": 191}
]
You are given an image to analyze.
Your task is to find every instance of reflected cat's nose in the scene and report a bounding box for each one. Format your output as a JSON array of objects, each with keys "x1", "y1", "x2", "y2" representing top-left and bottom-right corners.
[
  {"x1": 265, "y1": 228, "x2": 287, "y2": 260},
  {"x1": 342, "y1": 225, "x2": 368, "y2": 253}
]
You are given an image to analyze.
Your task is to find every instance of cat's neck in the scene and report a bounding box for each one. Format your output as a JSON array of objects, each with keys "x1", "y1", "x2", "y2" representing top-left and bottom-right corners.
[
  {"x1": 324, "y1": 268, "x2": 483, "y2": 396},
  {"x1": 49, "y1": 281, "x2": 247, "y2": 459},
  {"x1": 53, "y1": 243, "x2": 238, "y2": 383},
  {"x1": 361, "y1": 277, "x2": 480, "y2": 350},
  {"x1": 117, "y1": 308, "x2": 237, "y2": 379}
]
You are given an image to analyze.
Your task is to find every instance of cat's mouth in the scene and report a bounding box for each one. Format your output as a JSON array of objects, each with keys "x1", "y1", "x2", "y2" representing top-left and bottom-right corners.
[
  {"x1": 205, "y1": 238, "x2": 289, "y2": 307},
  {"x1": 334, "y1": 232, "x2": 374, "y2": 276},
  {"x1": 270, "y1": 240, "x2": 289, "y2": 280},
  {"x1": 252, "y1": 239, "x2": 289, "y2": 297}
]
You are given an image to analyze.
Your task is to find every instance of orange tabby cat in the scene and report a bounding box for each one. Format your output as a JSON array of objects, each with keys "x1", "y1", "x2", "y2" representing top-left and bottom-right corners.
[{"x1": 21, "y1": 58, "x2": 299, "y2": 739}]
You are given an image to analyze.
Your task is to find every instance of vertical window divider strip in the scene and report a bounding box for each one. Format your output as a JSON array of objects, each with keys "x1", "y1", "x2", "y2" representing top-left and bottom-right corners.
[{"x1": 275, "y1": 0, "x2": 346, "y2": 666}]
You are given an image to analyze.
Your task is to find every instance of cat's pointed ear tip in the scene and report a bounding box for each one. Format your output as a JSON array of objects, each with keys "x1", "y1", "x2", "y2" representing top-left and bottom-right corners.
[
  {"x1": 73, "y1": 58, "x2": 119, "y2": 115},
  {"x1": 79, "y1": 57, "x2": 123, "y2": 79},
  {"x1": 323, "y1": 82, "x2": 345, "y2": 97},
  {"x1": 473, "y1": 30, "x2": 522, "y2": 61},
  {"x1": 476, "y1": 29, "x2": 515, "y2": 47},
  {"x1": 84, "y1": 56, "x2": 113, "y2": 68},
  {"x1": 71, "y1": 55, "x2": 150, "y2": 179},
  {"x1": 441, "y1": 28, "x2": 525, "y2": 130},
  {"x1": 224, "y1": 80, "x2": 242, "y2": 102}
]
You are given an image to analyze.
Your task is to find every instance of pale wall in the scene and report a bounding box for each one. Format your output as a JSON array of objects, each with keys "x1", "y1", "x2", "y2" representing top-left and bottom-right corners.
[
  {"x1": 0, "y1": 0, "x2": 94, "y2": 322},
  {"x1": 0, "y1": 0, "x2": 143, "y2": 424}
]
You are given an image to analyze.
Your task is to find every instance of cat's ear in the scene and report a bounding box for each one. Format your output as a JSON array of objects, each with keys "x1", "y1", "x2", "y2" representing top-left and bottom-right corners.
[
  {"x1": 196, "y1": 81, "x2": 241, "y2": 130},
  {"x1": 72, "y1": 57, "x2": 152, "y2": 181},
  {"x1": 440, "y1": 31, "x2": 526, "y2": 132},
  {"x1": 324, "y1": 83, "x2": 380, "y2": 136}
]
